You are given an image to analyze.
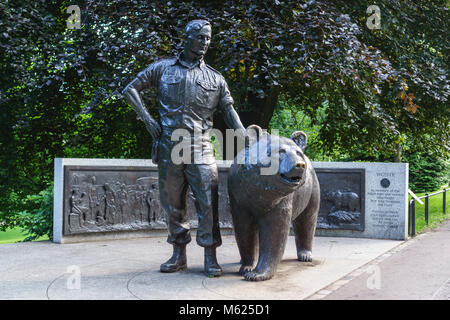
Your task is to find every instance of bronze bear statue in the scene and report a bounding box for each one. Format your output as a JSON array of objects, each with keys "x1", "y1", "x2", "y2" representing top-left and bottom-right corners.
[{"x1": 228, "y1": 126, "x2": 320, "y2": 281}]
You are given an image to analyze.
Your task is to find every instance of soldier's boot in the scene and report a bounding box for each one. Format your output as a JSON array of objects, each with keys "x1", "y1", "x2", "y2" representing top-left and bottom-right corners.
[
  {"x1": 160, "y1": 244, "x2": 187, "y2": 273},
  {"x1": 204, "y1": 246, "x2": 222, "y2": 277}
]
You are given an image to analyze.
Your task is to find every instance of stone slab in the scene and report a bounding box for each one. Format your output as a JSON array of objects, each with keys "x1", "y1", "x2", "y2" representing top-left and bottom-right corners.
[
  {"x1": 54, "y1": 159, "x2": 409, "y2": 243},
  {"x1": 313, "y1": 162, "x2": 409, "y2": 240}
]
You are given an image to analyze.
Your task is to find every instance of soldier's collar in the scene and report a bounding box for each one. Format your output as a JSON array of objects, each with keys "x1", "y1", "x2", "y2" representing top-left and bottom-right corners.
[{"x1": 175, "y1": 52, "x2": 206, "y2": 70}]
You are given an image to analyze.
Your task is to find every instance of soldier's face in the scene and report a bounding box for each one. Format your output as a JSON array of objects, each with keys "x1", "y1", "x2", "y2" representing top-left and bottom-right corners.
[{"x1": 185, "y1": 25, "x2": 211, "y2": 58}]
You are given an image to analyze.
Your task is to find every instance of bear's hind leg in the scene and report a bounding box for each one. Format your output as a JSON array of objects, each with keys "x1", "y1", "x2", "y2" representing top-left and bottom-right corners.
[
  {"x1": 230, "y1": 201, "x2": 259, "y2": 275},
  {"x1": 293, "y1": 175, "x2": 320, "y2": 262},
  {"x1": 244, "y1": 208, "x2": 291, "y2": 281}
]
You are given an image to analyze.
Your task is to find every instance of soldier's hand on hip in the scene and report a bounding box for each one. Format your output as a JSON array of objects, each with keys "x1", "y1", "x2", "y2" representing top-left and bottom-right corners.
[{"x1": 144, "y1": 116, "x2": 162, "y2": 139}]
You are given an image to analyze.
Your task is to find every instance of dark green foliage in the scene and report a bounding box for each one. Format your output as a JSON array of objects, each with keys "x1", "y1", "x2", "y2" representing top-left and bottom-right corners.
[
  {"x1": 16, "y1": 184, "x2": 53, "y2": 241},
  {"x1": 333, "y1": 0, "x2": 450, "y2": 160},
  {"x1": 408, "y1": 153, "x2": 448, "y2": 193}
]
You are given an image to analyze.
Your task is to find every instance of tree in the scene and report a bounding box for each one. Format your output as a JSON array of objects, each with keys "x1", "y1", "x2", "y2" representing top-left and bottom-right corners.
[
  {"x1": 408, "y1": 152, "x2": 448, "y2": 193},
  {"x1": 333, "y1": 0, "x2": 449, "y2": 161}
]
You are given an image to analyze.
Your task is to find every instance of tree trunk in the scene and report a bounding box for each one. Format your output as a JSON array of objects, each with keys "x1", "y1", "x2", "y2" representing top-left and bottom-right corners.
[{"x1": 395, "y1": 143, "x2": 402, "y2": 162}]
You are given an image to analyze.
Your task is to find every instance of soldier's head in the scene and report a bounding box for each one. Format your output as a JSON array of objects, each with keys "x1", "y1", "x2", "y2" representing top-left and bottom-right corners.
[{"x1": 183, "y1": 20, "x2": 211, "y2": 60}]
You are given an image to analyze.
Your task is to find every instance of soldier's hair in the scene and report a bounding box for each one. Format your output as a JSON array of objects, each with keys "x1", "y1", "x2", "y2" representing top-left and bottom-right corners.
[{"x1": 184, "y1": 20, "x2": 211, "y2": 37}]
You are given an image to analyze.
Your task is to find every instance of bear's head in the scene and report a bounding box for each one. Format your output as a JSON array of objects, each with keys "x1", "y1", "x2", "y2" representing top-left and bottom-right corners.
[
  {"x1": 277, "y1": 130, "x2": 308, "y2": 188},
  {"x1": 236, "y1": 125, "x2": 310, "y2": 197}
]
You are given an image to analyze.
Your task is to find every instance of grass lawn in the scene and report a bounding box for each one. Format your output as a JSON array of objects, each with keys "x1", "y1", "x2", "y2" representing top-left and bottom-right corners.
[
  {"x1": 409, "y1": 185, "x2": 450, "y2": 235},
  {"x1": 0, "y1": 227, "x2": 49, "y2": 244}
]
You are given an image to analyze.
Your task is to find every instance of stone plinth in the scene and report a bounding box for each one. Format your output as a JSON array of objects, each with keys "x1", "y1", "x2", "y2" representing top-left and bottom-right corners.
[{"x1": 53, "y1": 159, "x2": 408, "y2": 243}]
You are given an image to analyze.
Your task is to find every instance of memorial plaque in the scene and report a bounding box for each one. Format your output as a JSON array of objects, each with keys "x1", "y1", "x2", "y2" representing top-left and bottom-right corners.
[
  {"x1": 54, "y1": 159, "x2": 233, "y2": 242},
  {"x1": 63, "y1": 166, "x2": 162, "y2": 235},
  {"x1": 63, "y1": 165, "x2": 232, "y2": 236},
  {"x1": 315, "y1": 169, "x2": 365, "y2": 231}
]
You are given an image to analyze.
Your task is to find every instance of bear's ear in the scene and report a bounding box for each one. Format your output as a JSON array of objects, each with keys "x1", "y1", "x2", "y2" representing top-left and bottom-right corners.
[
  {"x1": 290, "y1": 131, "x2": 307, "y2": 151},
  {"x1": 245, "y1": 124, "x2": 266, "y2": 144},
  {"x1": 246, "y1": 124, "x2": 263, "y2": 137}
]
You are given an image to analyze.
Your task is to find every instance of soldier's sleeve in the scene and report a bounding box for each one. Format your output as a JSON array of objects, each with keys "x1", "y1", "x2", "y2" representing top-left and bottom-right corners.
[
  {"x1": 135, "y1": 61, "x2": 163, "y2": 90},
  {"x1": 218, "y1": 76, "x2": 235, "y2": 111}
]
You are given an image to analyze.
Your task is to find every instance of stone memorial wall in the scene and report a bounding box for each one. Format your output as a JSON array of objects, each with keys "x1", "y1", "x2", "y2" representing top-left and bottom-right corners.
[{"x1": 54, "y1": 159, "x2": 408, "y2": 243}]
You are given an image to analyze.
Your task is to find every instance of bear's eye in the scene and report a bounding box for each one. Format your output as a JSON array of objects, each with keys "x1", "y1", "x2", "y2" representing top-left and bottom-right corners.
[
  {"x1": 279, "y1": 148, "x2": 286, "y2": 154},
  {"x1": 296, "y1": 151, "x2": 303, "y2": 156}
]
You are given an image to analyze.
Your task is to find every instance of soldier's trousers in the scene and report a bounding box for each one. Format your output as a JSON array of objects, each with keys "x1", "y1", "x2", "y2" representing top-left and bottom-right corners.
[{"x1": 157, "y1": 135, "x2": 221, "y2": 248}]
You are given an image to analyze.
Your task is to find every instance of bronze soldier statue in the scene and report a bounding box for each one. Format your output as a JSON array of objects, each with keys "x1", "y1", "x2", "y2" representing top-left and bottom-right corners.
[{"x1": 122, "y1": 20, "x2": 244, "y2": 277}]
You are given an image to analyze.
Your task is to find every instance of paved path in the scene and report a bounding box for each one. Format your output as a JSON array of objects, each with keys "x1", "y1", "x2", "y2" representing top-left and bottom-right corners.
[
  {"x1": 309, "y1": 219, "x2": 450, "y2": 300},
  {"x1": 0, "y1": 235, "x2": 401, "y2": 300}
]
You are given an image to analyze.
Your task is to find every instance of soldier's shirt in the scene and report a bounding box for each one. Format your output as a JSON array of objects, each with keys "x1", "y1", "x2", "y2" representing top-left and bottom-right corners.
[
  {"x1": 137, "y1": 53, "x2": 234, "y2": 164},
  {"x1": 137, "y1": 53, "x2": 234, "y2": 133}
]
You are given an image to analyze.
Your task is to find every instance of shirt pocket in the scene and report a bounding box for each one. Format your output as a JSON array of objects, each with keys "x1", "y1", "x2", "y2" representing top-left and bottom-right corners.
[
  {"x1": 159, "y1": 74, "x2": 182, "y2": 103},
  {"x1": 195, "y1": 79, "x2": 219, "y2": 109}
]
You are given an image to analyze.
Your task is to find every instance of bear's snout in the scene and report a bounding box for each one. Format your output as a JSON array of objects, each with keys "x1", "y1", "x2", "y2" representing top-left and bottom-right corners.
[
  {"x1": 295, "y1": 162, "x2": 306, "y2": 170},
  {"x1": 280, "y1": 160, "x2": 306, "y2": 185},
  {"x1": 288, "y1": 161, "x2": 306, "y2": 178}
]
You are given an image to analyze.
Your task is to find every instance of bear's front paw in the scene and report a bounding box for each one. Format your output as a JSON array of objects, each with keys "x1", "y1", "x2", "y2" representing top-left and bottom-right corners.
[
  {"x1": 239, "y1": 265, "x2": 254, "y2": 275},
  {"x1": 244, "y1": 270, "x2": 274, "y2": 281},
  {"x1": 297, "y1": 250, "x2": 312, "y2": 262}
]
